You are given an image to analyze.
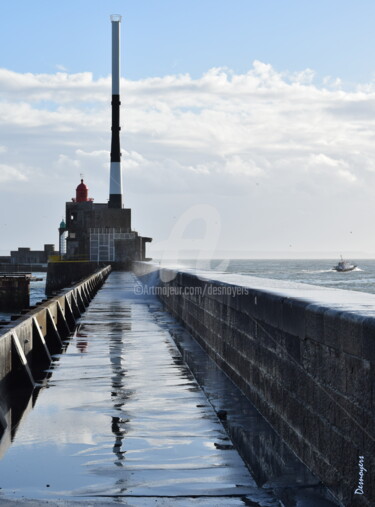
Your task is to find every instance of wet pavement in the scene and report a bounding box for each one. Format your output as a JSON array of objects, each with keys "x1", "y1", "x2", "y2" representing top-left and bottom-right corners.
[{"x1": 0, "y1": 272, "x2": 284, "y2": 506}]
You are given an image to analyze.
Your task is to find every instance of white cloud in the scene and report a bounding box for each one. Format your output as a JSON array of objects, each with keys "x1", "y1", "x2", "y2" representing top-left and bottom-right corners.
[
  {"x1": 75, "y1": 149, "x2": 108, "y2": 159},
  {"x1": 0, "y1": 164, "x2": 28, "y2": 182},
  {"x1": 56, "y1": 154, "x2": 81, "y2": 168},
  {"x1": 310, "y1": 154, "x2": 343, "y2": 168},
  {"x1": 337, "y1": 168, "x2": 357, "y2": 183},
  {"x1": 1, "y1": 61, "x2": 375, "y2": 254},
  {"x1": 306, "y1": 153, "x2": 357, "y2": 185},
  {"x1": 56, "y1": 64, "x2": 68, "y2": 72},
  {"x1": 0, "y1": 68, "x2": 109, "y2": 103}
]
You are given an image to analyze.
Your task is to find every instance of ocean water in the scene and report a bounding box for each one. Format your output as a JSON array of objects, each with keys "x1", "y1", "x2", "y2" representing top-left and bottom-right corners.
[
  {"x1": 168, "y1": 258, "x2": 375, "y2": 295},
  {"x1": 1, "y1": 261, "x2": 374, "y2": 321},
  {"x1": 30, "y1": 272, "x2": 47, "y2": 305}
]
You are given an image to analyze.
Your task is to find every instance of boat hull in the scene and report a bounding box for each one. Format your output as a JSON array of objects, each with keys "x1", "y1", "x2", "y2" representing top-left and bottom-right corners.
[{"x1": 333, "y1": 265, "x2": 357, "y2": 272}]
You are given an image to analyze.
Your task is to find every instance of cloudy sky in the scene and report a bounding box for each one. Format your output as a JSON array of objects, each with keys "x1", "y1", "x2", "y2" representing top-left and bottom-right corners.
[{"x1": 2, "y1": 0, "x2": 375, "y2": 259}]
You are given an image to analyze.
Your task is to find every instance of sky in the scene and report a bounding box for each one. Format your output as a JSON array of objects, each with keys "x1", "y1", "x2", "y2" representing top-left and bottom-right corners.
[{"x1": 2, "y1": 1, "x2": 375, "y2": 259}]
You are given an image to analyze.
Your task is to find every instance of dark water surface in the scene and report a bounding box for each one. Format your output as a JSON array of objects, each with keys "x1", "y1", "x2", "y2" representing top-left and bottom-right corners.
[{"x1": 29, "y1": 272, "x2": 46, "y2": 306}]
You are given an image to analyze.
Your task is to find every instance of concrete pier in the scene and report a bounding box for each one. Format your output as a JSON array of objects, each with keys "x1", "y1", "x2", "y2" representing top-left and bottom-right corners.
[
  {"x1": 0, "y1": 273, "x2": 30, "y2": 311},
  {"x1": 0, "y1": 271, "x2": 337, "y2": 505},
  {"x1": 45, "y1": 260, "x2": 108, "y2": 295},
  {"x1": 134, "y1": 262, "x2": 375, "y2": 507},
  {"x1": 0, "y1": 266, "x2": 111, "y2": 440}
]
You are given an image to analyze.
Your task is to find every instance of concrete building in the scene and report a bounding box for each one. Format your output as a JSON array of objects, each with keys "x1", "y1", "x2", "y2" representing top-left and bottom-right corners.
[
  {"x1": 0, "y1": 244, "x2": 56, "y2": 266},
  {"x1": 61, "y1": 179, "x2": 151, "y2": 266}
]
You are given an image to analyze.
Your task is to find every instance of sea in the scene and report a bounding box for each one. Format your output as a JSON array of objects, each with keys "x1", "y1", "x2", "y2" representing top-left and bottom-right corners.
[
  {"x1": 1, "y1": 260, "x2": 374, "y2": 320},
  {"x1": 165, "y1": 258, "x2": 375, "y2": 294}
]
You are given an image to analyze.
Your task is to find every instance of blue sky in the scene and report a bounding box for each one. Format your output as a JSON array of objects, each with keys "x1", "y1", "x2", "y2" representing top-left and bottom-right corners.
[
  {"x1": 2, "y1": 1, "x2": 375, "y2": 258},
  {"x1": 2, "y1": 0, "x2": 375, "y2": 83}
]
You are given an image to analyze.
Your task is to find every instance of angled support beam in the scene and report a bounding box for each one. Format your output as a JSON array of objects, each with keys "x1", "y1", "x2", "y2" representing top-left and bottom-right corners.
[
  {"x1": 85, "y1": 284, "x2": 93, "y2": 302},
  {"x1": 0, "y1": 407, "x2": 7, "y2": 431},
  {"x1": 11, "y1": 332, "x2": 35, "y2": 388},
  {"x1": 76, "y1": 290, "x2": 86, "y2": 313},
  {"x1": 80, "y1": 286, "x2": 90, "y2": 307},
  {"x1": 64, "y1": 296, "x2": 76, "y2": 332},
  {"x1": 56, "y1": 301, "x2": 71, "y2": 339},
  {"x1": 70, "y1": 293, "x2": 82, "y2": 319},
  {"x1": 32, "y1": 317, "x2": 52, "y2": 365},
  {"x1": 46, "y1": 308, "x2": 63, "y2": 354}
]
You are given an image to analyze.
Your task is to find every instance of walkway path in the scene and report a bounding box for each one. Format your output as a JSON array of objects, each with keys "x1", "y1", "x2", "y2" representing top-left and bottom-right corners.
[{"x1": 0, "y1": 272, "x2": 280, "y2": 506}]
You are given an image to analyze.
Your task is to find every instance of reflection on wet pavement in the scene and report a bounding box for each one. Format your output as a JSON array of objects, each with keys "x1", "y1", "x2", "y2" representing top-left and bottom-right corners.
[{"x1": 0, "y1": 272, "x2": 281, "y2": 505}]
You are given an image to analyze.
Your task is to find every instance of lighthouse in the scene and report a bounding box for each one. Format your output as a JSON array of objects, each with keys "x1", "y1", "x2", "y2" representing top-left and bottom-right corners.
[
  {"x1": 48, "y1": 15, "x2": 152, "y2": 293},
  {"x1": 57, "y1": 16, "x2": 151, "y2": 267},
  {"x1": 108, "y1": 14, "x2": 123, "y2": 209}
]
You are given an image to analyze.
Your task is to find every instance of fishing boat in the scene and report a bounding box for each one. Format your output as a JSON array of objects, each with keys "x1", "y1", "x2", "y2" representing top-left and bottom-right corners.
[{"x1": 333, "y1": 256, "x2": 357, "y2": 272}]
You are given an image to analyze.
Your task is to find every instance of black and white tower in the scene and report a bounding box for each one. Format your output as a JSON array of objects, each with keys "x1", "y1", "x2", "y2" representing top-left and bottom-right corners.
[
  {"x1": 52, "y1": 14, "x2": 152, "y2": 279},
  {"x1": 109, "y1": 14, "x2": 123, "y2": 209}
]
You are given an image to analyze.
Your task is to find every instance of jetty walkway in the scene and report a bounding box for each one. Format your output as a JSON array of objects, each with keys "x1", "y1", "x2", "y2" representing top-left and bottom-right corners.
[{"x1": 0, "y1": 272, "x2": 338, "y2": 505}]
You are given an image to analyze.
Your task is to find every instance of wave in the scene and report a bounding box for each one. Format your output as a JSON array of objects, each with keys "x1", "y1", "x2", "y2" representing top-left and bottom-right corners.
[{"x1": 299, "y1": 269, "x2": 334, "y2": 274}]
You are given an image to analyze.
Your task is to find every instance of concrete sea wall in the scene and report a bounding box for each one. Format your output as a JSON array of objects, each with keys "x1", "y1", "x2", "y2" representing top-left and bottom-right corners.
[
  {"x1": 46, "y1": 261, "x2": 133, "y2": 295},
  {"x1": 133, "y1": 261, "x2": 375, "y2": 507},
  {"x1": 0, "y1": 263, "x2": 48, "y2": 273},
  {"x1": 46, "y1": 261, "x2": 109, "y2": 295},
  {"x1": 0, "y1": 266, "x2": 111, "y2": 436},
  {"x1": 0, "y1": 274, "x2": 30, "y2": 311}
]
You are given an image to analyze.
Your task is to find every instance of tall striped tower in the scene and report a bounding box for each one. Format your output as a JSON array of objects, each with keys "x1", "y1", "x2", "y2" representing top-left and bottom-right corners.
[{"x1": 108, "y1": 14, "x2": 123, "y2": 209}]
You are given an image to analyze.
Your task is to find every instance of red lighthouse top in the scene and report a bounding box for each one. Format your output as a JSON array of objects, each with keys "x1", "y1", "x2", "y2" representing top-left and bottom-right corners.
[{"x1": 72, "y1": 179, "x2": 93, "y2": 203}]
